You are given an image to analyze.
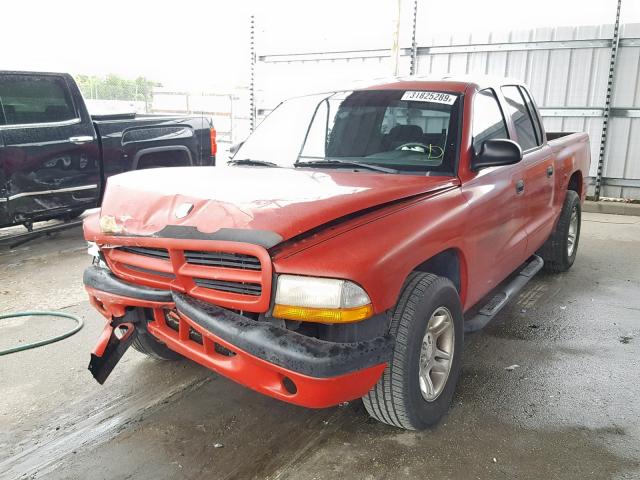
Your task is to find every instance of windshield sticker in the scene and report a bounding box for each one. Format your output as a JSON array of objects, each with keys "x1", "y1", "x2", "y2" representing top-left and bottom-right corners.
[{"x1": 401, "y1": 91, "x2": 458, "y2": 105}]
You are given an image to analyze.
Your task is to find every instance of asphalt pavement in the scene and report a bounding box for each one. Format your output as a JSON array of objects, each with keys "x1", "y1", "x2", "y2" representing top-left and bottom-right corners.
[{"x1": 1, "y1": 212, "x2": 638, "y2": 480}]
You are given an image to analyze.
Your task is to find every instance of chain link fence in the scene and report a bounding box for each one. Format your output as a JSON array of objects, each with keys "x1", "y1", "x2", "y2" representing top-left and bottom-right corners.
[{"x1": 73, "y1": 75, "x2": 248, "y2": 162}]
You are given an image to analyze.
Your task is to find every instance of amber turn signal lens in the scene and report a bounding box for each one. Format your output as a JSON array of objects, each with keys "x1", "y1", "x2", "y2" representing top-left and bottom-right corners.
[{"x1": 272, "y1": 303, "x2": 374, "y2": 323}]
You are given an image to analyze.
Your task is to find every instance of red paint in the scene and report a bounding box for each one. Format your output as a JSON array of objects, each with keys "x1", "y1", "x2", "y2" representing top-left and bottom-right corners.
[
  {"x1": 147, "y1": 308, "x2": 386, "y2": 408},
  {"x1": 87, "y1": 288, "x2": 385, "y2": 407},
  {"x1": 209, "y1": 127, "x2": 217, "y2": 156},
  {"x1": 89, "y1": 167, "x2": 458, "y2": 241},
  {"x1": 92, "y1": 322, "x2": 114, "y2": 357},
  {"x1": 98, "y1": 239, "x2": 273, "y2": 312},
  {"x1": 85, "y1": 77, "x2": 590, "y2": 408}
]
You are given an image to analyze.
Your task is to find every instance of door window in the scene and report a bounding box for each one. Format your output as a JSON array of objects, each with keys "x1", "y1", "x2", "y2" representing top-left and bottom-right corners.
[
  {"x1": 520, "y1": 86, "x2": 544, "y2": 145},
  {"x1": 0, "y1": 75, "x2": 77, "y2": 126},
  {"x1": 472, "y1": 89, "x2": 509, "y2": 155},
  {"x1": 501, "y1": 86, "x2": 538, "y2": 151}
]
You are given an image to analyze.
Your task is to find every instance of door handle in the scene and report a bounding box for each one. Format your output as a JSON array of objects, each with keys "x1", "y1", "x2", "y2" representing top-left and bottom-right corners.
[
  {"x1": 515, "y1": 179, "x2": 525, "y2": 194},
  {"x1": 69, "y1": 135, "x2": 94, "y2": 145},
  {"x1": 547, "y1": 165, "x2": 554, "y2": 177}
]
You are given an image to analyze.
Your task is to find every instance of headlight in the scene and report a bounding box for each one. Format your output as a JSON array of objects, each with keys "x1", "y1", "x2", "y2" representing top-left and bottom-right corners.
[
  {"x1": 87, "y1": 241, "x2": 109, "y2": 269},
  {"x1": 272, "y1": 275, "x2": 373, "y2": 323}
]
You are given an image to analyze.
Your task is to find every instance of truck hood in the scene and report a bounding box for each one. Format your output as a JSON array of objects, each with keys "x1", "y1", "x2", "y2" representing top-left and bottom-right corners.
[{"x1": 99, "y1": 166, "x2": 459, "y2": 247}]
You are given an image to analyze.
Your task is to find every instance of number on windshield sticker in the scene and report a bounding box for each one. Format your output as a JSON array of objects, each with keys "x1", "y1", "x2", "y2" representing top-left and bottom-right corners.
[{"x1": 401, "y1": 91, "x2": 457, "y2": 105}]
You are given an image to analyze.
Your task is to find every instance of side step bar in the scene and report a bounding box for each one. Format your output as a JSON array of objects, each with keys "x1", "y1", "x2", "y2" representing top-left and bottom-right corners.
[
  {"x1": 464, "y1": 255, "x2": 544, "y2": 333},
  {"x1": 0, "y1": 219, "x2": 83, "y2": 249}
]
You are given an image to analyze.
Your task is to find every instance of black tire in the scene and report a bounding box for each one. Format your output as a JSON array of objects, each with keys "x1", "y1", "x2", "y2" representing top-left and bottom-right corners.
[
  {"x1": 538, "y1": 190, "x2": 581, "y2": 273},
  {"x1": 131, "y1": 330, "x2": 182, "y2": 360},
  {"x1": 362, "y1": 272, "x2": 464, "y2": 430}
]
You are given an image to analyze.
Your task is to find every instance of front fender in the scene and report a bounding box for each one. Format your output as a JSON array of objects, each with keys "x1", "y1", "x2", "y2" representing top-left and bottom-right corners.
[{"x1": 272, "y1": 187, "x2": 469, "y2": 313}]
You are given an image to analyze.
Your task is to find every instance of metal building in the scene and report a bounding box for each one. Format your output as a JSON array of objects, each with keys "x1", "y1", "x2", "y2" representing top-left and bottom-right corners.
[{"x1": 257, "y1": 22, "x2": 640, "y2": 199}]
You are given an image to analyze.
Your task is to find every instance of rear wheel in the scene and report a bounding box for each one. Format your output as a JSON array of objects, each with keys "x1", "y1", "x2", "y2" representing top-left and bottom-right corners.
[
  {"x1": 362, "y1": 272, "x2": 463, "y2": 430},
  {"x1": 538, "y1": 190, "x2": 581, "y2": 273}
]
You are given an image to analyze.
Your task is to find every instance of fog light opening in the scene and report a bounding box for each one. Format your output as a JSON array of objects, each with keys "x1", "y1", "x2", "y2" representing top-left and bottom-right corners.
[
  {"x1": 282, "y1": 376, "x2": 297, "y2": 395},
  {"x1": 214, "y1": 342, "x2": 236, "y2": 357}
]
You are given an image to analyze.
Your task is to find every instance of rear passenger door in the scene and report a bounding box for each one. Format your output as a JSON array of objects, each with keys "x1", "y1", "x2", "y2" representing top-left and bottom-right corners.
[
  {"x1": 0, "y1": 73, "x2": 100, "y2": 226},
  {"x1": 500, "y1": 85, "x2": 554, "y2": 251}
]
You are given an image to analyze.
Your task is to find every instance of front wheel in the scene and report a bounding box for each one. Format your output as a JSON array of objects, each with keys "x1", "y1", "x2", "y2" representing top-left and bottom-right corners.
[
  {"x1": 538, "y1": 190, "x2": 581, "y2": 273},
  {"x1": 131, "y1": 331, "x2": 182, "y2": 360},
  {"x1": 129, "y1": 310, "x2": 182, "y2": 361},
  {"x1": 362, "y1": 272, "x2": 463, "y2": 430}
]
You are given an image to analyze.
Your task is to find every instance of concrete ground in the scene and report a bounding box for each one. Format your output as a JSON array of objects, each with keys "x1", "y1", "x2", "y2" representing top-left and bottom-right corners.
[{"x1": 0, "y1": 212, "x2": 638, "y2": 480}]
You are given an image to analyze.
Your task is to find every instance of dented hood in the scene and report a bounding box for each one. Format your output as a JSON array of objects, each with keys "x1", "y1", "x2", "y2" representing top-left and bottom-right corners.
[{"x1": 100, "y1": 166, "x2": 458, "y2": 246}]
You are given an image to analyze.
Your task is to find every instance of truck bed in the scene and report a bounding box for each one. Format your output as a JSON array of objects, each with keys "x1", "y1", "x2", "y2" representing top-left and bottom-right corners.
[
  {"x1": 546, "y1": 131, "x2": 590, "y2": 153},
  {"x1": 546, "y1": 131, "x2": 591, "y2": 201}
]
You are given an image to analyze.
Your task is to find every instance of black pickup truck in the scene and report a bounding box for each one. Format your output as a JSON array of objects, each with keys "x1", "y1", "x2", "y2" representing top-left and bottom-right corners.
[{"x1": 0, "y1": 71, "x2": 216, "y2": 229}]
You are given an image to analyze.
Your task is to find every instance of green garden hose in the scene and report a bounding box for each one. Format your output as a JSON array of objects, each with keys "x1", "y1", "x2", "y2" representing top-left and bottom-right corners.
[{"x1": 0, "y1": 311, "x2": 84, "y2": 356}]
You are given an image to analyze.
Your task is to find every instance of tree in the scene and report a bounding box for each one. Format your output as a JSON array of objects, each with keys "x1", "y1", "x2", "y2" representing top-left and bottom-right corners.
[{"x1": 74, "y1": 74, "x2": 161, "y2": 109}]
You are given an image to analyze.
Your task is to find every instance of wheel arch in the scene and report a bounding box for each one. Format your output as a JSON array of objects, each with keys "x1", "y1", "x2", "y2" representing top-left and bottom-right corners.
[
  {"x1": 411, "y1": 247, "x2": 468, "y2": 306},
  {"x1": 132, "y1": 145, "x2": 193, "y2": 170},
  {"x1": 567, "y1": 170, "x2": 583, "y2": 197}
]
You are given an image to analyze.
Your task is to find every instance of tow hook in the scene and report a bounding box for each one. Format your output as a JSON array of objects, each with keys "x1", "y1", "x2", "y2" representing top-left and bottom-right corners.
[{"x1": 88, "y1": 317, "x2": 138, "y2": 384}]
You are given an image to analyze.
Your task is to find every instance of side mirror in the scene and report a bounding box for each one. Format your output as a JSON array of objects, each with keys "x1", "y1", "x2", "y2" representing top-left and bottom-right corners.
[
  {"x1": 471, "y1": 139, "x2": 522, "y2": 171},
  {"x1": 229, "y1": 141, "x2": 244, "y2": 155}
]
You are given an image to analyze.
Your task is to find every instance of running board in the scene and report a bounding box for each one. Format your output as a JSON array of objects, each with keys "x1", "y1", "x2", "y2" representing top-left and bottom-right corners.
[
  {"x1": 464, "y1": 255, "x2": 544, "y2": 333},
  {"x1": 0, "y1": 219, "x2": 83, "y2": 249}
]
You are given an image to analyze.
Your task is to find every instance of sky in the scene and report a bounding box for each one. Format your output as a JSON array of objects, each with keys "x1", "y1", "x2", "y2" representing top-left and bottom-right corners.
[{"x1": 1, "y1": 0, "x2": 638, "y2": 91}]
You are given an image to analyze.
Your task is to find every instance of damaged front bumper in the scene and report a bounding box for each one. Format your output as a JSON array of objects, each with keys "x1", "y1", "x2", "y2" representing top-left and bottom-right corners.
[{"x1": 84, "y1": 266, "x2": 392, "y2": 408}]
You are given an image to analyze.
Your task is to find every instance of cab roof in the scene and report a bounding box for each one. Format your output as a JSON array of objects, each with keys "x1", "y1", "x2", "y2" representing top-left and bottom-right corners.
[{"x1": 359, "y1": 74, "x2": 527, "y2": 93}]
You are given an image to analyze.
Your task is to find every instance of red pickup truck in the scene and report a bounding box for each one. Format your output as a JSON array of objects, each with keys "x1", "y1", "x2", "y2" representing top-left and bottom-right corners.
[{"x1": 83, "y1": 76, "x2": 590, "y2": 430}]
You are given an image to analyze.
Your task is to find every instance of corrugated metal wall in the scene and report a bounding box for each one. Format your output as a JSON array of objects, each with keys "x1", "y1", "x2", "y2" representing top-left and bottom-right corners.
[
  {"x1": 608, "y1": 23, "x2": 640, "y2": 197},
  {"x1": 257, "y1": 22, "x2": 640, "y2": 199}
]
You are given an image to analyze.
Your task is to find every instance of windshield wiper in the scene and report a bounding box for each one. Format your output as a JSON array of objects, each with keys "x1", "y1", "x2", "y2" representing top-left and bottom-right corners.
[
  {"x1": 227, "y1": 159, "x2": 278, "y2": 167},
  {"x1": 294, "y1": 159, "x2": 398, "y2": 174}
]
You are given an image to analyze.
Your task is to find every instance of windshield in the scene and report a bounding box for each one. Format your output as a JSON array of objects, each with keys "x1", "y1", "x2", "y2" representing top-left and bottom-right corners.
[{"x1": 234, "y1": 89, "x2": 461, "y2": 175}]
